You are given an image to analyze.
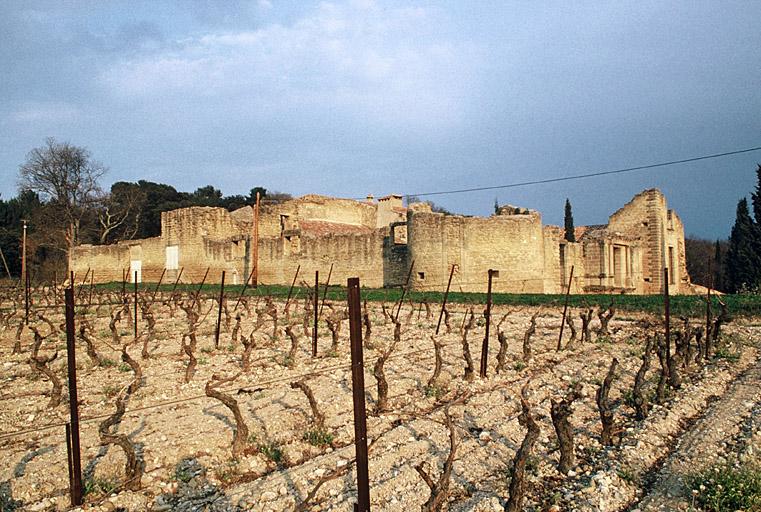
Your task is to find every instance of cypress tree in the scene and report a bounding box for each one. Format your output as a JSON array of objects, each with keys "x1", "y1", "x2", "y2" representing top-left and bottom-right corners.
[
  {"x1": 564, "y1": 199, "x2": 576, "y2": 242},
  {"x1": 725, "y1": 198, "x2": 761, "y2": 293},
  {"x1": 713, "y1": 239, "x2": 723, "y2": 291},
  {"x1": 752, "y1": 163, "x2": 761, "y2": 224}
]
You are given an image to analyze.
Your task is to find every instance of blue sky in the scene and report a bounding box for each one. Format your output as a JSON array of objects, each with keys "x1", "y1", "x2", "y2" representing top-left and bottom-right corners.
[{"x1": 1, "y1": 0, "x2": 759, "y2": 239}]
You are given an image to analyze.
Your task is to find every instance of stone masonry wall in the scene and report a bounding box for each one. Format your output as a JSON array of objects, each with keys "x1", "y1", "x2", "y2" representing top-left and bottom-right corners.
[
  {"x1": 608, "y1": 189, "x2": 689, "y2": 293},
  {"x1": 407, "y1": 210, "x2": 547, "y2": 293},
  {"x1": 258, "y1": 230, "x2": 386, "y2": 288},
  {"x1": 161, "y1": 207, "x2": 245, "y2": 283},
  {"x1": 69, "y1": 190, "x2": 690, "y2": 294}
]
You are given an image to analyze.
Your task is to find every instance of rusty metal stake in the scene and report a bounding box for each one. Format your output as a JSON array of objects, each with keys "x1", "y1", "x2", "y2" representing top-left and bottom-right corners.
[
  {"x1": 215, "y1": 271, "x2": 226, "y2": 349},
  {"x1": 557, "y1": 265, "x2": 575, "y2": 352},
  {"x1": 347, "y1": 277, "x2": 371, "y2": 512},
  {"x1": 319, "y1": 263, "x2": 333, "y2": 318},
  {"x1": 706, "y1": 272, "x2": 712, "y2": 357},
  {"x1": 664, "y1": 267, "x2": 670, "y2": 364},
  {"x1": 88, "y1": 272, "x2": 95, "y2": 306},
  {"x1": 479, "y1": 269, "x2": 495, "y2": 378},
  {"x1": 134, "y1": 271, "x2": 138, "y2": 341},
  {"x1": 394, "y1": 260, "x2": 415, "y2": 322},
  {"x1": 170, "y1": 267, "x2": 184, "y2": 296},
  {"x1": 284, "y1": 264, "x2": 301, "y2": 311},
  {"x1": 65, "y1": 423, "x2": 74, "y2": 503},
  {"x1": 233, "y1": 266, "x2": 256, "y2": 312},
  {"x1": 150, "y1": 268, "x2": 166, "y2": 305},
  {"x1": 435, "y1": 265, "x2": 456, "y2": 335},
  {"x1": 24, "y1": 266, "x2": 29, "y2": 325},
  {"x1": 64, "y1": 287, "x2": 83, "y2": 506},
  {"x1": 313, "y1": 271, "x2": 319, "y2": 357},
  {"x1": 121, "y1": 268, "x2": 127, "y2": 303},
  {"x1": 192, "y1": 267, "x2": 210, "y2": 309}
]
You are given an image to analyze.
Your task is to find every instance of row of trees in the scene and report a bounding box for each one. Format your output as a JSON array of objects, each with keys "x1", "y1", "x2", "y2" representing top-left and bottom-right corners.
[
  {"x1": 2, "y1": 138, "x2": 759, "y2": 294},
  {"x1": 1, "y1": 138, "x2": 288, "y2": 278},
  {"x1": 724, "y1": 164, "x2": 761, "y2": 293}
]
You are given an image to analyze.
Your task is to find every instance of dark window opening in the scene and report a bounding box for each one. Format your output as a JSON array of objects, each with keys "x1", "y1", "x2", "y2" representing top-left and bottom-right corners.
[{"x1": 417, "y1": 272, "x2": 425, "y2": 280}]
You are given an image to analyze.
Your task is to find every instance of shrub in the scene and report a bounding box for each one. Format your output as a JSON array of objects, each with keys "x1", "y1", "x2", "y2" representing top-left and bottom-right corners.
[
  {"x1": 258, "y1": 442, "x2": 283, "y2": 463},
  {"x1": 689, "y1": 463, "x2": 761, "y2": 511},
  {"x1": 303, "y1": 429, "x2": 333, "y2": 448}
]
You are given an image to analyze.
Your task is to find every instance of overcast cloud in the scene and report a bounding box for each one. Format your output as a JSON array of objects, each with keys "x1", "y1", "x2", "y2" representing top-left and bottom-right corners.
[{"x1": 1, "y1": 0, "x2": 759, "y2": 238}]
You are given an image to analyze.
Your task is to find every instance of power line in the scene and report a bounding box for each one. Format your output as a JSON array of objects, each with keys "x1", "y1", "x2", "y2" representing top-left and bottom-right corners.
[{"x1": 359, "y1": 145, "x2": 761, "y2": 200}]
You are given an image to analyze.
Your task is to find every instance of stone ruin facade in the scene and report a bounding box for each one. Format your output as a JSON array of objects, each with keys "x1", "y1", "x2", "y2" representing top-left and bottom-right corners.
[{"x1": 70, "y1": 189, "x2": 693, "y2": 294}]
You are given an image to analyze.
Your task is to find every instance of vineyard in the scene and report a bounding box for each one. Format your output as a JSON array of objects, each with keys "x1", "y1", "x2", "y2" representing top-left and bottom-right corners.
[{"x1": 0, "y1": 279, "x2": 758, "y2": 512}]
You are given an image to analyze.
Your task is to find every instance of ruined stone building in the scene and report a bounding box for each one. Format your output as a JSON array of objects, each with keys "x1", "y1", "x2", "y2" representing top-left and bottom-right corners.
[{"x1": 70, "y1": 189, "x2": 692, "y2": 294}]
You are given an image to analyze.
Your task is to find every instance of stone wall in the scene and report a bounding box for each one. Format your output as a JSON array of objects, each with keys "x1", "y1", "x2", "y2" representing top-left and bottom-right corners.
[
  {"x1": 608, "y1": 189, "x2": 689, "y2": 293},
  {"x1": 258, "y1": 230, "x2": 387, "y2": 288},
  {"x1": 69, "y1": 243, "x2": 130, "y2": 283},
  {"x1": 69, "y1": 236, "x2": 165, "y2": 284},
  {"x1": 68, "y1": 189, "x2": 691, "y2": 294},
  {"x1": 407, "y1": 209, "x2": 548, "y2": 293},
  {"x1": 543, "y1": 226, "x2": 586, "y2": 294},
  {"x1": 161, "y1": 207, "x2": 246, "y2": 283}
]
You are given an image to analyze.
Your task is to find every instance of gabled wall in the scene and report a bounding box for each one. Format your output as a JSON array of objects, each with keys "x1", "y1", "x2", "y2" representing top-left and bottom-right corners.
[{"x1": 607, "y1": 189, "x2": 688, "y2": 293}]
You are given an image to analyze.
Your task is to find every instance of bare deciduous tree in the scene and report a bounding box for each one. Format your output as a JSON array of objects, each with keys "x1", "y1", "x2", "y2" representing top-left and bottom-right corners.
[{"x1": 18, "y1": 138, "x2": 105, "y2": 254}]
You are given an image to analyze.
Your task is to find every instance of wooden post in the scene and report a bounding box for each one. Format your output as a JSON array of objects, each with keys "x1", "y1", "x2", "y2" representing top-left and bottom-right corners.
[
  {"x1": 557, "y1": 265, "x2": 575, "y2": 351},
  {"x1": 251, "y1": 192, "x2": 260, "y2": 288},
  {"x1": 664, "y1": 267, "x2": 670, "y2": 364},
  {"x1": 394, "y1": 260, "x2": 415, "y2": 322},
  {"x1": 313, "y1": 271, "x2": 319, "y2": 357},
  {"x1": 53, "y1": 270, "x2": 58, "y2": 306},
  {"x1": 347, "y1": 277, "x2": 371, "y2": 512},
  {"x1": 64, "y1": 287, "x2": 83, "y2": 506},
  {"x1": 215, "y1": 271, "x2": 226, "y2": 349},
  {"x1": 319, "y1": 263, "x2": 333, "y2": 318},
  {"x1": 134, "y1": 271, "x2": 139, "y2": 341},
  {"x1": 480, "y1": 269, "x2": 495, "y2": 378},
  {"x1": 435, "y1": 265, "x2": 456, "y2": 335},
  {"x1": 284, "y1": 265, "x2": 301, "y2": 311}
]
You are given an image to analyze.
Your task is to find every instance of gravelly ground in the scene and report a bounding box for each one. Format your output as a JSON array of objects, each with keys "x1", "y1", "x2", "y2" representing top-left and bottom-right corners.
[{"x1": 0, "y1": 292, "x2": 757, "y2": 511}]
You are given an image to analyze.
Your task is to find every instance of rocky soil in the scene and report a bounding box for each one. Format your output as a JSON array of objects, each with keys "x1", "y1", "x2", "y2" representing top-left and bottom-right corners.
[{"x1": 0, "y1": 290, "x2": 757, "y2": 511}]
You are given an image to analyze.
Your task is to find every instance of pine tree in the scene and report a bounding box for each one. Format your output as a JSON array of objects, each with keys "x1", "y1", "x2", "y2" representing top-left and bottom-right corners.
[
  {"x1": 725, "y1": 198, "x2": 761, "y2": 293},
  {"x1": 564, "y1": 199, "x2": 576, "y2": 242}
]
